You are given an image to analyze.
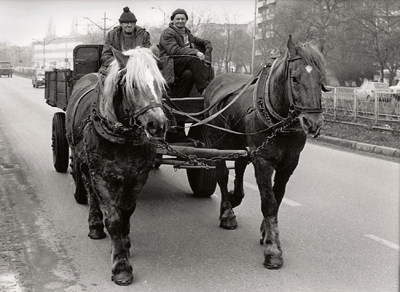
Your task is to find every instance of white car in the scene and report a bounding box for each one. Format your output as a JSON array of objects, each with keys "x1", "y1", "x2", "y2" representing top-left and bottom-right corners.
[{"x1": 354, "y1": 81, "x2": 393, "y2": 101}]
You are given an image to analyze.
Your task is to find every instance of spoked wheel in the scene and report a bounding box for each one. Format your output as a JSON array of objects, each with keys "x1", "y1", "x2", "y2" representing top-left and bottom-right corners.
[
  {"x1": 186, "y1": 126, "x2": 217, "y2": 197},
  {"x1": 70, "y1": 155, "x2": 87, "y2": 205},
  {"x1": 52, "y1": 112, "x2": 69, "y2": 173}
]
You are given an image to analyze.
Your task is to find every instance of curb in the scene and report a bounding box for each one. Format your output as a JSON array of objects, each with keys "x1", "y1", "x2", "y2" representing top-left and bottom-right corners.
[{"x1": 311, "y1": 135, "x2": 400, "y2": 159}]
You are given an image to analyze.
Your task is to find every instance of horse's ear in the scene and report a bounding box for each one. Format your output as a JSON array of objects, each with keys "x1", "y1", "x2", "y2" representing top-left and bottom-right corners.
[
  {"x1": 287, "y1": 35, "x2": 296, "y2": 57},
  {"x1": 315, "y1": 39, "x2": 324, "y2": 53},
  {"x1": 111, "y1": 47, "x2": 129, "y2": 68}
]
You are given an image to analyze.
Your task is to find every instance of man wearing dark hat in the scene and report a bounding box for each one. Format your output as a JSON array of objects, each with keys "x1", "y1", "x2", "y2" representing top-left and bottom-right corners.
[
  {"x1": 99, "y1": 7, "x2": 151, "y2": 73},
  {"x1": 159, "y1": 8, "x2": 213, "y2": 98}
]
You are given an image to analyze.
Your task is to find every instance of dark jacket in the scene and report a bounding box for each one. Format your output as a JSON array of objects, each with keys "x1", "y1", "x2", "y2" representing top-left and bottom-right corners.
[
  {"x1": 158, "y1": 24, "x2": 211, "y2": 84},
  {"x1": 100, "y1": 25, "x2": 151, "y2": 67},
  {"x1": 159, "y1": 23, "x2": 211, "y2": 59}
]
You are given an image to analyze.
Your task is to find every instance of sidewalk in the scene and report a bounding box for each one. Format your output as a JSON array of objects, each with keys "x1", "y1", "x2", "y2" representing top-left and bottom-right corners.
[{"x1": 311, "y1": 135, "x2": 400, "y2": 159}]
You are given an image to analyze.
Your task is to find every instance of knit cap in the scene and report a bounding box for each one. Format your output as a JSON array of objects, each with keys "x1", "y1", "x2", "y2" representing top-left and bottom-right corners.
[
  {"x1": 119, "y1": 7, "x2": 137, "y2": 23},
  {"x1": 170, "y1": 8, "x2": 188, "y2": 20}
]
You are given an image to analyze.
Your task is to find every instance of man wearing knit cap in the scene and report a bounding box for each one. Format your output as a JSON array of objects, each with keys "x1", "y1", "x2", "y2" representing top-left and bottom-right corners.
[
  {"x1": 159, "y1": 8, "x2": 213, "y2": 98},
  {"x1": 99, "y1": 7, "x2": 151, "y2": 73}
]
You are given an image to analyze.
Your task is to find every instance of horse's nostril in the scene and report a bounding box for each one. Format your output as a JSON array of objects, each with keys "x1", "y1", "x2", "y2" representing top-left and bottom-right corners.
[
  {"x1": 147, "y1": 121, "x2": 157, "y2": 135},
  {"x1": 301, "y1": 116, "x2": 311, "y2": 128}
]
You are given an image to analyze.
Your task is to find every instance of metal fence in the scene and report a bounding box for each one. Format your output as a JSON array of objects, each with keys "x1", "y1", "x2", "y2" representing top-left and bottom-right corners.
[{"x1": 322, "y1": 87, "x2": 400, "y2": 126}]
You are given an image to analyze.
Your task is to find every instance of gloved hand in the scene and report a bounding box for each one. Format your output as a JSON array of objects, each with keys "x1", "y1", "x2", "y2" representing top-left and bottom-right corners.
[{"x1": 205, "y1": 43, "x2": 213, "y2": 53}]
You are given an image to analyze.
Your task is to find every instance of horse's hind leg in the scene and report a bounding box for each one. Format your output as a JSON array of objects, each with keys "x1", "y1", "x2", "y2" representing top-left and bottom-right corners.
[
  {"x1": 229, "y1": 157, "x2": 248, "y2": 208},
  {"x1": 217, "y1": 160, "x2": 237, "y2": 229},
  {"x1": 253, "y1": 156, "x2": 283, "y2": 269}
]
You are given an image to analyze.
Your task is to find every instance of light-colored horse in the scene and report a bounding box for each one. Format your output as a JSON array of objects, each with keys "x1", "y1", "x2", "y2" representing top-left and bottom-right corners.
[{"x1": 66, "y1": 47, "x2": 168, "y2": 285}]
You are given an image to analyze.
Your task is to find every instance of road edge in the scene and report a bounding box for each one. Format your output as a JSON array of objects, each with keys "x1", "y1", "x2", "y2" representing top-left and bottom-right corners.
[{"x1": 309, "y1": 135, "x2": 400, "y2": 159}]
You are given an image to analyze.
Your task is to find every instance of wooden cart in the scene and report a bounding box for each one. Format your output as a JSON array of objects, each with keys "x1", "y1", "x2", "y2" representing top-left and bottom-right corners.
[{"x1": 45, "y1": 45, "x2": 248, "y2": 199}]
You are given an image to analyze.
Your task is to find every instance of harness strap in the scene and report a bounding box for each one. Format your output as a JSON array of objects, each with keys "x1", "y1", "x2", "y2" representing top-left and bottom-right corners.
[
  {"x1": 189, "y1": 68, "x2": 264, "y2": 127},
  {"x1": 69, "y1": 86, "x2": 97, "y2": 146}
]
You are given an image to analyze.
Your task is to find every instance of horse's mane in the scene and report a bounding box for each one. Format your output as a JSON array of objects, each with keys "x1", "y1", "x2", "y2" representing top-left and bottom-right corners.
[{"x1": 101, "y1": 47, "x2": 166, "y2": 122}]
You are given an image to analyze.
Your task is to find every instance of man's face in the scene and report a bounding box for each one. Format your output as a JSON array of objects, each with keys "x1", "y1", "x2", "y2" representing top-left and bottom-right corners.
[
  {"x1": 172, "y1": 14, "x2": 187, "y2": 28},
  {"x1": 121, "y1": 22, "x2": 136, "y2": 34}
]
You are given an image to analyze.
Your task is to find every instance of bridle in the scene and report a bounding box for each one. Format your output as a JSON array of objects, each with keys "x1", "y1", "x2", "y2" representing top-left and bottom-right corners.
[
  {"x1": 280, "y1": 53, "x2": 324, "y2": 117},
  {"x1": 115, "y1": 68, "x2": 163, "y2": 125}
]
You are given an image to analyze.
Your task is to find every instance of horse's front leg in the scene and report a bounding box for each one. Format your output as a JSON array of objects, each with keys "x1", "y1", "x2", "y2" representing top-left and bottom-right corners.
[
  {"x1": 105, "y1": 203, "x2": 136, "y2": 285},
  {"x1": 80, "y1": 163, "x2": 107, "y2": 239},
  {"x1": 253, "y1": 156, "x2": 283, "y2": 269},
  {"x1": 229, "y1": 157, "x2": 248, "y2": 208},
  {"x1": 217, "y1": 160, "x2": 237, "y2": 229}
]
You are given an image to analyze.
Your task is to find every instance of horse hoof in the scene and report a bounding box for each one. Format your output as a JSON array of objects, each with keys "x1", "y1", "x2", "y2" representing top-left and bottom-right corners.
[
  {"x1": 219, "y1": 219, "x2": 238, "y2": 230},
  {"x1": 263, "y1": 255, "x2": 283, "y2": 269},
  {"x1": 111, "y1": 271, "x2": 134, "y2": 286},
  {"x1": 88, "y1": 228, "x2": 106, "y2": 239}
]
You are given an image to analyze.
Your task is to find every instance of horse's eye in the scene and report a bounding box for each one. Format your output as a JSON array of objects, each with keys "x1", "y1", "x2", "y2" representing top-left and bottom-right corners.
[{"x1": 291, "y1": 76, "x2": 299, "y2": 83}]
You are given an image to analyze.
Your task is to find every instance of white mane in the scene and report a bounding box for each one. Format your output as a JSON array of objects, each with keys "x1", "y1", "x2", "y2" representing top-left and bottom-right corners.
[{"x1": 100, "y1": 47, "x2": 166, "y2": 123}]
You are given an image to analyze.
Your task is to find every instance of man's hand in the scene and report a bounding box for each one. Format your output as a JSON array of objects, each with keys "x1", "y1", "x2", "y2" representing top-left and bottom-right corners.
[{"x1": 196, "y1": 51, "x2": 205, "y2": 61}]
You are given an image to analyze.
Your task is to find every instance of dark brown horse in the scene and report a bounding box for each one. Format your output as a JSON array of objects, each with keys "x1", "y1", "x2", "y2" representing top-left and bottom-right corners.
[
  {"x1": 203, "y1": 36, "x2": 326, "y2": 269},
  {"x1": 65, "y1": 47, "x2": 168, "y2": 285}
]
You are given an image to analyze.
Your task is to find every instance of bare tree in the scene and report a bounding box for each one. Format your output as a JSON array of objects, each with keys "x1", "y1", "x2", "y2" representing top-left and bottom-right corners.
[{"x1": 346, "y1": 0, "x2": 400, "y2": 85}]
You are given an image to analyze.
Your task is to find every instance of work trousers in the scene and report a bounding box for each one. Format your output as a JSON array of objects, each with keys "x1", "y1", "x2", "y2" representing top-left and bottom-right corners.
[{"x1": 173, "y1": 56, "x2": 210, "y2": 98}]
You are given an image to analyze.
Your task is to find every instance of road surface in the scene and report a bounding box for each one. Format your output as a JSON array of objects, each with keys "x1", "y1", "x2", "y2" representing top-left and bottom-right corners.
[{"x1": 0, "y1": 75, "x2": 398, "y2": 291}]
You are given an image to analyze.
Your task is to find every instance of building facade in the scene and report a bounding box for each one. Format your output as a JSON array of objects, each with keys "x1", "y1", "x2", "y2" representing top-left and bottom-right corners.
[{"x1": 31, "y1": 34, "x2": 102, "y2": 70}]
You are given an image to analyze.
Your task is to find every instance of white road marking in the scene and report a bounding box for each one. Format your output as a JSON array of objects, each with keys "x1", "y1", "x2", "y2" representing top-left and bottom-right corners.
[
  {"x1": 364, "y1": 234, "x2": 399, "y2": 251},
  {"x1": 228, "y1": 175, "x2": 302, "y2": 207}
]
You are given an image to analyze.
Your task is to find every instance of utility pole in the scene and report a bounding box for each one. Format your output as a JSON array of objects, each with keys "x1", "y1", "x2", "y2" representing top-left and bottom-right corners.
[
  {"x1": 32, "y1": 38, "x2": 56, "y2": 68},
  {"x1": 251, "y1": 0, "x2": 257, "y2": 75},
  {"x1": 13, "y1": 46, "x2": 26, "y2": 65},
  {"x1": 84, "y1": 13, "x2": 118, "y2": 41}
]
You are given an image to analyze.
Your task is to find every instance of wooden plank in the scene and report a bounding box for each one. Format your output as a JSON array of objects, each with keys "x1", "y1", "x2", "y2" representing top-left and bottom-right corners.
[{"x1": 44, "y1": 69, "x2": 72, "y2": 111}]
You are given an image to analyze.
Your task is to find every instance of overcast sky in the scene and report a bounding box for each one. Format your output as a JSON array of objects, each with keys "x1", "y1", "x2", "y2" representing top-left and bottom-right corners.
[{"x1": 0, "y1": 0, "x2": 256, "y2": 46}]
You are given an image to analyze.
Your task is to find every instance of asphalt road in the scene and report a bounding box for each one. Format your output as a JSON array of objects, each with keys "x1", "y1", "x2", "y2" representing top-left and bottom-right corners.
[{"x1": 0, "y1": 76, "x2": 399, "y2": 292}]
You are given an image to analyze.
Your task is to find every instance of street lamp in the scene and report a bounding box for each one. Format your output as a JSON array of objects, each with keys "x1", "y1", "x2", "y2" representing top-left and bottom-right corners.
[
  {"x1": 151, "y1": 6, "x2": 166, "y2": 27},
  {"x1": 32, "y1": 38, "x2": 56, "y2": 68}
]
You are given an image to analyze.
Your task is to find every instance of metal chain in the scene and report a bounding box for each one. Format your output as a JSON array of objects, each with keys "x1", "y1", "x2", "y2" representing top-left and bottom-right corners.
[
  {"x1": 149, "y1": 115, "x2": 296, "y2": 168},
  {"x1": 150, "y1": 139, "x2": 248, "y2": 169},
  {"x1": 250, "y1": 116, "x2": 296, "y2": 160}
]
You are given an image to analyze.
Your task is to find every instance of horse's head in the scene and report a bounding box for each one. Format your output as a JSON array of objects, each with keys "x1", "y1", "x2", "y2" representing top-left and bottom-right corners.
[
  {"x1": 102, "y1": 47, "x2": 168, "y2": 140},
  {"x1": 277, "y1": 36, "x2": 326, "y2": 137}
]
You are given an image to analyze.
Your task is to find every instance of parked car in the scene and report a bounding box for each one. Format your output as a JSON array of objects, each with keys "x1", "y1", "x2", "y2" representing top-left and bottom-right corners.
[
  {"x1": 389, "y1": 81, "x2": 400, "y2": 101},
  {"x1": 32, "y1": 69, "x2": 49, "y2": 88},
  {"x1": 0, "y1": 61, "x2": 13, "y2": 77},
  {"x1": 354, "y1": 81, "x2": 393, "y2": 102}
]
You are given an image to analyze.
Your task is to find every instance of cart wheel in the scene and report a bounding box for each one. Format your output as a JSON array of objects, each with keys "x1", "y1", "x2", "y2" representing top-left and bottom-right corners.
[
  {"x1": 52, "y1": 112, "x2": 69, "y2": 173},
  {"x1": 70, "y1": 155, "x2": 87, "y2": 205},
  {"x1": 186, "y1": 126, "x2": 217, "y2": 197}
]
